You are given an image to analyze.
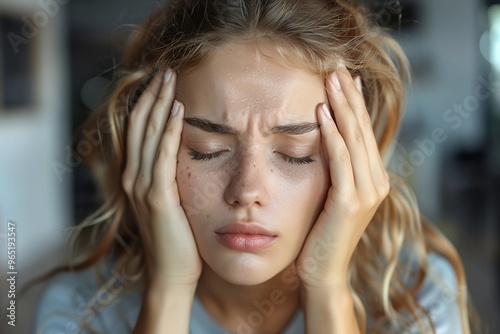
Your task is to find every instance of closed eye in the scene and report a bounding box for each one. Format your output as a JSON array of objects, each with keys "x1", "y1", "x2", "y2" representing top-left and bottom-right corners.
[
  {"x1": 188, "y1": 150, "x2": 314, "y2": 165},
  {"x1": 188, "y1": 150, "x2": 225, "y2": 161},
  {"x1": 277, "y1": 153, "x2": 314, "y2": 165}
]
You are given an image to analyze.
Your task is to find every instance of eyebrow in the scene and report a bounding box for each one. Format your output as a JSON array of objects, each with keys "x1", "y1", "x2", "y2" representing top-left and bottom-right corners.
[{"x1": 183, "y1": 117, "x2": 319, "y2": 136}]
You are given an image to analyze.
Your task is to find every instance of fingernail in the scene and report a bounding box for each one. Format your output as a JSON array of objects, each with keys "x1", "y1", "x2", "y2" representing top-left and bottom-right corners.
[
  {"x1": 171, "y1": 100, "x2": 180, "y2": 116},
  {"x1": 164, "y1": 68, "x2": 173, "y2": 83},
  {"x1": 331, "y1": 72, "x2": 341, "y2": 90},
  {"x1": 354, "y1": 76, "x2": 363, "y2": 94},
  {"x1": 337, "y1": 59, "x2": 345, "y2": 69},
  {"x1": 322, "y1": 103, "x2": 332, "y2": 119}
]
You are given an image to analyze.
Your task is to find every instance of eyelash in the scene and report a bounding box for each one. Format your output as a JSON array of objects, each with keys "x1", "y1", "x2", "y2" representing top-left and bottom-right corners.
[
  {"x1": 188, "y1": 150, "x2": 224, "y2": 161},
  {"x1": 280, "y1": 154, "x2": 314, "y2": 165},
  {"x1": 188, "y1": 150, "x2": 314, "y2": 165}
]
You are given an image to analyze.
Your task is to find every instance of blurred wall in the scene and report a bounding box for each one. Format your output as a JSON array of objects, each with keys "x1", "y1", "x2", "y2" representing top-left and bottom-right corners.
[
  {"x1": 388, "y1": 0, "x2": 486, "y2": 218},
  {"x1": 0, "y1": 1, "x2": 71, "y2": 333}
]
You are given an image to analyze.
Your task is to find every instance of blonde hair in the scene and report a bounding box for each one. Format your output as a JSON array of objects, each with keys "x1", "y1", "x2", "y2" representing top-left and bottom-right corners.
[{"x1": 32, "y1": 0, "x2": 483, "y2": 333}]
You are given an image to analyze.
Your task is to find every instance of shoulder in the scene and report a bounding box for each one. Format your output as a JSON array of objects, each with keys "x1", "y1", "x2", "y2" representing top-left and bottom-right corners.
[
  {"x1": 33, "y1": 259, "x2": 142, "y2": 334},
  {"x1": 406, "y1": 252, "x2": 465, "y2": 334}
]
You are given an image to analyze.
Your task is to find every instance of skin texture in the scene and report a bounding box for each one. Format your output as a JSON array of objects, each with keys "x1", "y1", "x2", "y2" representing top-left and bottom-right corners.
[
  {"x1": 175, "y1": 42, "x2": 331, "y2": 330},
  {"x1": 126, "y1": 41, "x2": 388, "y2": 333},
  {"x1": 176, "y1": 43, "x2": 330, "y2": 283}
]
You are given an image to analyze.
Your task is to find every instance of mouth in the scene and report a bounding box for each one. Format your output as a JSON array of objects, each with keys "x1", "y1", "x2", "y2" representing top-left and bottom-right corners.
[{"x1": 214, "y1": 222, "x2": 278, "y2": 252}]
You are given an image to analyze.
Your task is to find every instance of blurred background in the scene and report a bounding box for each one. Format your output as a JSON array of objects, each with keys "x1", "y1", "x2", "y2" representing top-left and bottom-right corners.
[{"x1": 0, "y1": 0, "x2": 499, "y2": 333}]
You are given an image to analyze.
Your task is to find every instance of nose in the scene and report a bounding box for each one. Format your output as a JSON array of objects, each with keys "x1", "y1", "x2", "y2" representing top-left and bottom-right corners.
[{"x1": 223, "y1": 148, "x2": 270, "y2": 208}]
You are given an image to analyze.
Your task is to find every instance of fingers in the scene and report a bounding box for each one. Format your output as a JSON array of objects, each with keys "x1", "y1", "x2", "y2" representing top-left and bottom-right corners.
[
  {"x1": 326, "y1": 69, "x2": 374, "y2": 194},
  {"x1": 138, "y1": 69, "x2": 177, "y2": 193},
  {"x1": 336, "y1": 67, "x2": 388, "y2": 187},
  {"x1": 119, "y1": 70, "x2": 201, "y2": 284},
  {"x1": 317, "y1": 103, "x2": 354, "y2": 196},
  {"x1": 321, "y1": 65, "x2": 389, "y2": 201},
  {"x1": 122, "y1": 68, "x2": 184, "y2": 217},
  {"x1": 122, "y1": 72, "x2": 164, "y2": 197},
  {"x1": 148, "y1": 100, "x2": 185, "y2": 211}
]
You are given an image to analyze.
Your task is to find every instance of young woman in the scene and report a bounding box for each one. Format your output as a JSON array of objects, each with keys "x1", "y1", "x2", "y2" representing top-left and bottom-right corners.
[{"x1": 33, "y1": 0, "x2": 482, "y2": 333}]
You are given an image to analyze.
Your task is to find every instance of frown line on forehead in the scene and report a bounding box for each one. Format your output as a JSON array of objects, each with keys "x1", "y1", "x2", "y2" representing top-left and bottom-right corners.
[{"x1": 183, "y1": 117, "x2": 319, "y2": 136}]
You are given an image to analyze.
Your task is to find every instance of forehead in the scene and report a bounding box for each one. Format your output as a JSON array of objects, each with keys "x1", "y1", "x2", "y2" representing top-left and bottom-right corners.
[{"x1": 176, "y1": 42, "x2": 328, "y2": 124}]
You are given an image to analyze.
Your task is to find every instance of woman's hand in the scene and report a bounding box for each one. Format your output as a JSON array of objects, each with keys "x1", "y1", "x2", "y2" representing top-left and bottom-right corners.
[
  {"x1": 122, "y1": 69, "x2": 202, "y2": 287},
  {"x1": 296, "y1": 64, "x2": 390, "y2": 290}
]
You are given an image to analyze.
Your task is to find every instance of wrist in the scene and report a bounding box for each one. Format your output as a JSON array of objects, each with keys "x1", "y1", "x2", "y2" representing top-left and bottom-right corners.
[
  {"x1": 134, "y1": 278, "x2": 197, "y2": 334},
  {"x1": 301, "y1": 281, "x2": 360, "y2": 334},
  {"x1": 144, "y1": 277, "x2": 198, "y2": 308},
  {"x1": 299, "y1": 274, "x2": 350, "y2": 293},
  {"x1": 300, "y1": 280, "x2": 351, "y2": 302},
  {"x1": 146, "y1": 279, "x2": 198, "y2": 297}
]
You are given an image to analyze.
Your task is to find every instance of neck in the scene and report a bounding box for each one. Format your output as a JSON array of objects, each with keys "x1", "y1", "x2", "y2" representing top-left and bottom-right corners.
[{"x1": 195, "y1": 261, "x2": 302, "y2": 334}]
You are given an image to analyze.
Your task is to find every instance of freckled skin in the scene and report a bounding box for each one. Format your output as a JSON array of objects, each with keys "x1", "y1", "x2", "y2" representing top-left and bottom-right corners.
[{"x1": 175, "y1": 42, "x2": 330, "y2": 286}]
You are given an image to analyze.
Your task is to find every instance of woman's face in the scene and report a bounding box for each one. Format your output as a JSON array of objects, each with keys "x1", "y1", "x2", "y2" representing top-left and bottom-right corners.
[{"x1": 176, "y1": 42, "x2": 330, "y2": 285}]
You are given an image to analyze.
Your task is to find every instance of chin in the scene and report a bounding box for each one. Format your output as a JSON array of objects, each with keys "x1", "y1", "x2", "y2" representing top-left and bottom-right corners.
[{"x1": 203, "y1": 252, "x2": 284, "y2": 286}]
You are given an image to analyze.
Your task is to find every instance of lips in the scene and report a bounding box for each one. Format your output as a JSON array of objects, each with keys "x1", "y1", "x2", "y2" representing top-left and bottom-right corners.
[
  {"x1": 215, "y1": 222, "x2": 277, "y2": 236},
  {"x1": 214, "y1": 222, "x2": 278, "y2": 252}
]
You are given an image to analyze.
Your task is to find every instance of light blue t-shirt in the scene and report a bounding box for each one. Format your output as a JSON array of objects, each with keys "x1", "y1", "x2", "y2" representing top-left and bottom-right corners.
[{"x1": 32, "y1": 253, "x2": 464, "y2": 334}]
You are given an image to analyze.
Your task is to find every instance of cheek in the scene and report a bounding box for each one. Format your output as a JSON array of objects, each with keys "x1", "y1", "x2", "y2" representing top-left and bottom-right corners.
[
  {"x1": 176, "y1": 157, "x2": 191, "y2": 197},
  {"x1": 310, "y1": 167, "x2": 330, "y2": 209},
  {"x1": 267, "y1": 173, "x2": 326, "y2": 231},
  {"x1": 176, "y1": 154, "x2": 227, "y2": 218},
  {"x1": 176, "y1": 156, "x2": 203, "y2": 216},
  {"x1": 279, "y1": 162, "x2": 330, "y2": 223},
  {"x1": 277, "y1": 147, "x2": 330, "y2": 195},
  {"x1": 273, "y1": 167, "x2": 329, "y2": 253},
  {"x1": 311, "y1": 157, "x2": 330, "y2": 211}
]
